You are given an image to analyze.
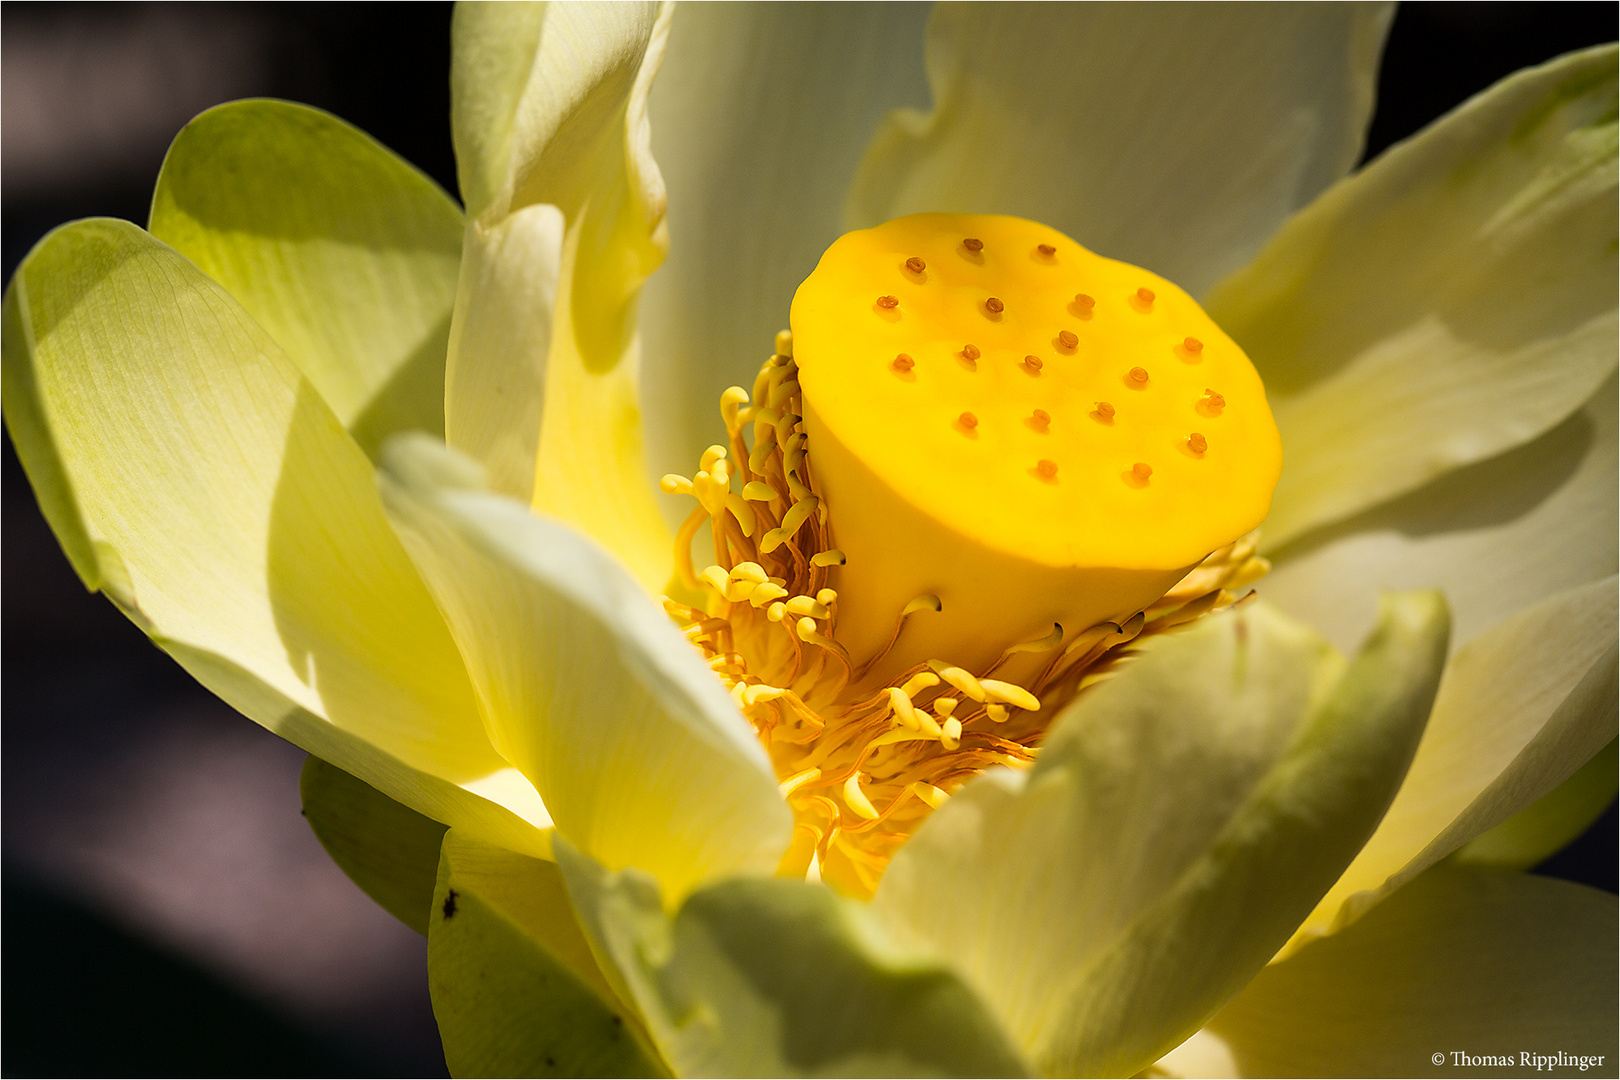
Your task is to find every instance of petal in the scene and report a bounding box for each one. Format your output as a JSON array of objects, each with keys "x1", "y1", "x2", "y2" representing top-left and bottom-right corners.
[
  {"x1": 1, "y1": 218, "x2": 551, "y2": 857},
  {"x1": 300, "y1": 756, "x2": 448, "y2": 936},
  {"x1": 1203, "y1": 867, "x2": 1618, "y2": 1077},
  {"x1": 873, "y1": 595, "x2": 1449, "y2": 1077},
  {"x1": 555, "y1": 838, "x2": 1031, "y2": 1079},
  {"x1": 1288, "y1": 577, "x2": 1618, "y2": 949},
  {"x1": 1259, "y1": 374, "x2": 1616, "y2": 655},
  {"x1": 1455, "y1": 737, "x2": 1618, "y2": 870},
  {"x1": 1209, "y1": 45, "x2": 1619, "y2": 549},
  {"x1": 638, "y1": 3, "x2": 933, "y2": 483},
  {"x1": 428, "y1": 829, "x2": 668, "y2": 1077},
  {"x1": 447, "y1": 1, "x2": 674, "y2": 589},
  {"x1": 149, "y1": 99, "x2": 463, "y2": 459},
  {"x1": 376, "y1": 435, "x2": 792, "y2": 902},
  {"x1": 845, "y1": 4, "x2": 1392, "y2": 297}
]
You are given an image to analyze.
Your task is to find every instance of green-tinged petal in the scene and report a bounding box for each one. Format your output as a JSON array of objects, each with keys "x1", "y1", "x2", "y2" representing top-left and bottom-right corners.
[
  {"x1": 1289, "y1": 577, "x2": 1617, "y2": 950},
  {"x1": 1455, "y1": 738, "x2": 1618, "y2": 869},
  {"x1": 149, "y1": 99, "x2": 462, "y2": 460},
  {"x1": 429, "y1": 829, "x2": 668, "y2": 1077},
  {"x1": 875, "y1": 596, "x2": 1448, "y2": 1077},
  {"x1": 1210, "y1": 45, "x2": 1619, "y2": 549},
  {"x1": 0, "y1": 218, "x2": 552, "y2": 859},
  {"x1": 846, "y1": 4, "x2": 1391, "y2": 297},
  {"x1": 1260, "y1": 375, "x2": 1616, "y2": 655},
  {"x1": 300, "y1": 756, "x2": 448, "y2": 936},
  {"x1": 1198, "y1": 867, "x2": 1618, "y2": 1077},
  {"x1": 447, "y1": 1, "x2": 673, "y2": 590},
  {"x1": 377, "y1": 435, "x2": 791, "y2": 902},
  {"x1": 639, "y1": 3, "x2": 932, "y2": 486},
  {"x1": 555, "y1": 838, "x2": 1030, "y2": 1079}
]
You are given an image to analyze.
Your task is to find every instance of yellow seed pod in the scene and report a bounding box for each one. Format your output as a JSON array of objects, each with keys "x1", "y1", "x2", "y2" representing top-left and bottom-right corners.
[{"x1": 791, "y1": 212, "x2": 1281, "y2": 675}]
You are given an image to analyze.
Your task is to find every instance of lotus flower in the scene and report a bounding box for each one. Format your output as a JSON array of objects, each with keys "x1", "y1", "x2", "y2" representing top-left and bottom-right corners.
[{"x1": 3, "y1": 3, "x2": 1614, "y2": 1076}]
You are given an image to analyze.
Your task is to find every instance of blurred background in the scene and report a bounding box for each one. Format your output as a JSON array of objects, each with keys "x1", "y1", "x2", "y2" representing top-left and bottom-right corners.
[{"x1": 3, "y1": 3, "x2": 1617, "y2": 1075}]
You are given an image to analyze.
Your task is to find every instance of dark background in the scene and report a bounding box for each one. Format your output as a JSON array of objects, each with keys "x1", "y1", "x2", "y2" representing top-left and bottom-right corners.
[{"x1": 4, "y1": 3, "x2": 1617, "y2": 1075}]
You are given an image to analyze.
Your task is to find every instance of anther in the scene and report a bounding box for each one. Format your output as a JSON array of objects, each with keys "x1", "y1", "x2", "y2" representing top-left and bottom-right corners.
[
  {"x1": 1036, "y1": 459, "x2": 1058, "y2": 479},
  {"x1": 893, "y1": 353, "x2": 914, "y2": 372},
  {"x1": 1023, "y1": 355, "x2": 1043, "y2": 373},
  {"x1": 1136, "y1": 287, "x2": 1155, "y2": 305},
  {"x1": 934, "y1": 697, "x2": 958, "y2": 718},
  {"x1": 1074, "y1": 293, "x2": 1095, "y2": 309},
  {"x1": 906, "y1": 257, "x2": 926, "y2": 273},
  {"x1": 959, "y1": 411, "x2": 979, "y2": 430},
  {"x1": 876, "y1": 295, "x2": 899, "y2": 309},
  {"x1": 1133, "y1": 462, "x2": 1153, "y2": 481},
  {"x1": 962, "y1": 344, "x2": 981, "y2": 361},
  {"x1": 987, "y1": 704, "x2": 1010, "y2": 723},
  {"x1": 962, "y1": 238, "x2": 984, "y2": 252},
  {"x1": 774, "y1": 330, "x2": 793, "y2": 357},
  {"x1": 810, "y1": 549, "x2": 846, "y2": 567},
  {"x1": 1037, "y1": 243, "x2": 1056, "y2": 256},
  {"x1": 659, "y1": 474, "x2": 693, "y2": 495},
  {"x1": 1128, "y1": 366, "x2": 1149, "y2": 386},
  {"x1": 1058, "y1": 330, "x2": 1078, "y2": 349},
  {"x1": 1184, "y1": 336, "x2": 1203, "y2": 355},
  {"x1": 1093, "y1": 401, "x2": 1115, "y2": 421},
  {"x1": 743, "y1": 481, "x2": 775, "y2": 501},
  {"x1": 941, "y1": 717, "x2": 963, "y2": 751},
  {"x1": 985, "y1": 297, "x2": 1005, "y2": 314},
  {"x1": 816, "y1": 588, "x2": 838, "y2": 606},
  {"x1": 1031, "y1": 408, "x2": 1050, "y2": 431},
  {"x1": 1188, "y1": 432, "x2": 1207, "y2": 455}
]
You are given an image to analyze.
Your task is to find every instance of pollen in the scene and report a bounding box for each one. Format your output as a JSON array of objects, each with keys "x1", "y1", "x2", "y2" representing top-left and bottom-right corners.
[
  {"x1": 1127, "y1": 366, "x2": 1150, "y2": 386},
  {"x1": 985, "y1": 297, "x2": 1005, "y2": 314},
  {"x1": 876, "y1": 295, "x2": 899, "y2": 309},
  {"x1": 1136, "y1": 287, "x2": 1155, "y2": 305},
  {"x1": 906, "y1": 257, "x2": 926, "y2": 273},
  {"x1": 661, "y1": 212, "x2": 1281, "y2": 899}
]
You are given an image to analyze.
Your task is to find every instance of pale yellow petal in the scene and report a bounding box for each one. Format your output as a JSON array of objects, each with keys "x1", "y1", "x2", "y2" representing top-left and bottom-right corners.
[
  {"x1": 448, "y1": 1, "x2": 674, "y2": 590},
  {"x1": 1, "y1": 219, "x2": 551, "y2": 856},
  {"x1": 1210, "y1": 46, "x2": 1618, "y2": 548},
  {"x1": 846, "y1": 4, "x2": 1392, "y2": 296},
  {"x1": 378, "y1": 436, "x2": 791, "y2": 902},
  {"x1": 639, "y1": 3, "x2": 932, "y2": 488},
  {"x1": 1204, "y1": 867, "x2": 1618, "y2": 1077},
  {"x1": 149, "y1": 99, "x2": 462, "y2": 459},
  {"x1": 1260, "y1": 375, "x2": 1616, "y2": 655},
  {"x1": 1287, "y1": 576, "x2": 1618, "y2": 952},
  {"x1": 875, "y1": 596, "x2": 1448, "y2": 1077}
]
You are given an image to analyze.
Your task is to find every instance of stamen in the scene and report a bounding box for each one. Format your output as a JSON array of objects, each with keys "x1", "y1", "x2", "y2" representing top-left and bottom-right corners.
[{"x1": 844, "y1": 773, "x2": 881, "y2": 819}]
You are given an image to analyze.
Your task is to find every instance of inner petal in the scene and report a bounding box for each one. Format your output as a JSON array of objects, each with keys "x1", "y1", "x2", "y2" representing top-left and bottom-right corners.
[{"x1": 660, "y1": 213, "x2": 1281, "y2": 899}]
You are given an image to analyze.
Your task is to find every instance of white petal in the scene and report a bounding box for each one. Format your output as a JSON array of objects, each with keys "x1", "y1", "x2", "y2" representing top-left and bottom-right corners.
[
  {"x1": 639, "y1": 3, "x2": 933, "y2": 487},
  {"x1": 1210, "y1": 46, "x2": 1618, "y2": 548},
  {"x1": 1287, "y1": 576, "x2": 1618, "y2": 950},
  {"x1": 846, "y1": 4, "x2": 1392, "y2": 296},
  {"x1": 1261, "y1": 374, "x2": 1617, "y2": 654}
]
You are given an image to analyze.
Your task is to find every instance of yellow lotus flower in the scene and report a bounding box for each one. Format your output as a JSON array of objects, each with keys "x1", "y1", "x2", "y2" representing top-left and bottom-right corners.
[{"x1": 4, "y1": 3, "x2": 1615, "y2": 1076}]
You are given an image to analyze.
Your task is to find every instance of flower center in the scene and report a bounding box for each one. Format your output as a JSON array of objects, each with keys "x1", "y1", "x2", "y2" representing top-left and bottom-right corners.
[{"x1": 661, "y1": 213, "x2": 1280, "y2": 899}]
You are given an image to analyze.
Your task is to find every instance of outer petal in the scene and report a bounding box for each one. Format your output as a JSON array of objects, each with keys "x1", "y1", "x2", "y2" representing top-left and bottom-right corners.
[
  {"x1": 376, "y1": 435, "x2": 791, "y2": 902},
  {"x1": 638, "y1": 3, "x2": 932, "y2": 485},
  {"x1": 427, "y1": 830, "x2": 668, "y2": 1077},
  {"x1": 1287, "y1": 577, "x2": 1618, "y2": 950},
  {"x1": 1455, "y1": 737, "x2": 1618, "y2": 869},
  {"x1": 873, "y1": 596, "x2": 1449, "y2": 1077},
  {"x1": 446, "y1": 1, "x2": 673, "y2": 589},
  {"x1": 556, "y1": 839, "x2": 1031, "y2": 1079},
  {"x1": 845, "y1": 4, "x2": 1392, "y2": 297},
  {"x1": 1209, "y1": 45, "x2": 1619, "y2": 549},
  {"x1": 149, "y1": 99, "x2": 463, "y2": 459},
  {"x1": 1260, "y1": 375, "x2": 1616, "y2": 655},
  {"x1": 1195, "y1": 867, "x2": 1618, "y2": 1078},
  {"x1": 1, "y1": 219, "x2": 551, "y2": 855},
  {"x1": 300, "y1": 756, "x2": 448, "y2": 936}
]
